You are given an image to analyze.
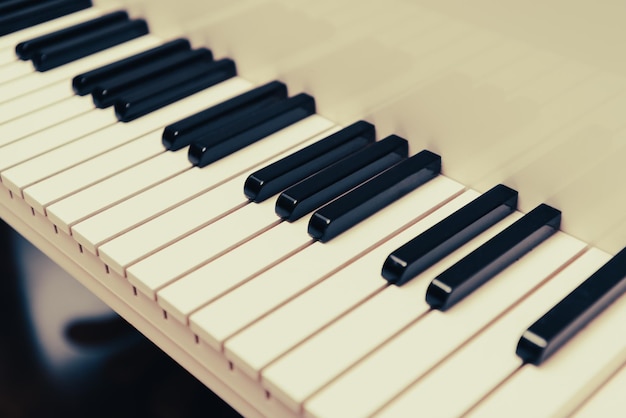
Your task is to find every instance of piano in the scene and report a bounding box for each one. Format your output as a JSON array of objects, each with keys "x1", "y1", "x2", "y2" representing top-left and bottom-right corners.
[{"x1": 0, "y1": 0, "x2": 624, "y2": 417}]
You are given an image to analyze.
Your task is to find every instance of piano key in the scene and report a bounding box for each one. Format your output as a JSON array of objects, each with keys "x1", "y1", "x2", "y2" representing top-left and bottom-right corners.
[
  {"x1": 45, "y1": 149, "x2": 193, "y2": 234},
  {"x1": 382, "y1": 183, "x2": 518, "y2": 286},
  {"x1": 261, "y1": 204, "x2": 523, "y2": 414},
  {"x1": 31, "y1": 18, "x2": 150, "y2": 72},
  {"x1": 163, "y1": 80, "x2": 289, "y2": 151},
  {"x1": 0, "y1": 103, "x2": 118, "y2": 175},
  {"x1": 24, "y1": 132, "x2": 163, "y2": 214},
  {"x1": 75, "y1": 118, "x2": 335, "y2": 258},
  {"x1": 123, "y1": 122, "x2": 336, "y2": 296},
  {"x1": 0, "y1": 58, "x2": 31, "y2": 83},
  {"x1": 0, "y1": 35, "x2": 161, "y2": 104},
  {"x1": 308, "y1": 150, "x2": 441, "y2": 242},
  {"x1": 115, "y1": 58, "x2": 237, "y2": 122},
  {"x1": 425, "y1": 203, "x2": 562, "y2": 311},
  {"x1": 3, "y1": 77, "x2": 253, "y2": 199},
  {"x1": 0, "y1": 0, "x2": 92, "y2": 36},
  {"x1": 374, "y1": 248, "x2": 612, "y2": 418},
  {"x1": 96, "y1": 128, "x2": 342, "y2": 275},
  {"x1": 193, "y1": 179, "x2": 459, "y2": 358},
  {"x1": 0, "y1": 95, "x2": 94, "y2": 148},
  {"x1": 0, "y1": 5, "x2": 103, "y2": 51},
  {"x1": 0, "y1": 79, "x2": 78, "y2": 125},
  {"x1": 303, "y1": 232, "x2": 585, "y2": 418},
  {"x1": 127, "y1": 205, "x2": 312, "y2": 303},
  {"x1": 91, "y1": 47, "x2": 213, "y2": 108},
  {"x1": 516, "y1": 246, "x2": 626, "y2": 366},
  {"x1": 73, "y1": 37, "x2": 192, "y2": 96},
  {"x1": 466, "y1": 287, "x2": 626, "y2": 418},
  {"x1": 187, "y1": 93, "x2": 316, "y2": 167},
  {"x1": 15, "y1": 10, "x2": 130, "y2": 61},
  {"x1": 571, "y1": 363, "x2": 626, "y2": 418},
  {"x1": 223, "y1": 188, "x2": 481, "y2": 383},
  {"x1": 177, "y1": 182, "x2": 458, "y2": 336},
  {"x1": 276, "y1": 135, "x2": 408, "y2": 221},
  {"x1": 0, "y1": 0, "x2": 39, "y2": 15},
  {"x1": 244, "y1": 120, "x2": 375, "y2": 203}
]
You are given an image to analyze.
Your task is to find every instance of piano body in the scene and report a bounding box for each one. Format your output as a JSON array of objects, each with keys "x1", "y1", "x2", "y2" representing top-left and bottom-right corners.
[{"x1": 0, "y1": 0, "x2": 624, "y2": 417}]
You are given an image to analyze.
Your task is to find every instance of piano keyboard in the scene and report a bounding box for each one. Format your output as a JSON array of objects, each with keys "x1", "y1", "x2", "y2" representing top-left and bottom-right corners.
[{"x1": 1, "y1": 1, "x2": 625, "y2": 417}]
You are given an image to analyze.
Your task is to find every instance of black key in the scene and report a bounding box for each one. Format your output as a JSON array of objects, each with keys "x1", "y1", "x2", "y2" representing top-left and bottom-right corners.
[
  {"x1": 72, "y1": 38, "x2": 191, "y2": 96},
  {"x1": 188, "y1": 93, "x2": 316, "y2": 168},
  {"x1": 275, "y1": 135, "x2": 408, "y2": 222},
  {"x1": 162, "y1": 80, "x2": 288, "y2": 151},
  {"x1": 92, "y1": 48, "x2": 213, "y2": 108},
  {"x1": 516, "y1": 247, "x2": 626, "y2": 365},
  {"x1": 425, "y1": 203, "x2": 561, "y2": 311},
  {"x1": 309, "y1": 150, "x2": 441, "y2": 243},
  {"x1": 0, "y1": 0, "x2": 92, "y2": 36},
  {"x1": 245, "y1": 120, "x2": 376, "y2": 203},
  {"x1": 0, "y1": 0, "x2": 34, "y2": 15},
  {"x1": 16, "y1": 10, "x2": 129, "y2": 60},
  {"x1": 114, "y1": 58, "x2": 237, "y2": 122},
  {"x1": 382, "y1": 184, "x2": 519, "y2": 286},
  {"x1": 32, "y1": 18, "x2": 149, "y2": 72}
]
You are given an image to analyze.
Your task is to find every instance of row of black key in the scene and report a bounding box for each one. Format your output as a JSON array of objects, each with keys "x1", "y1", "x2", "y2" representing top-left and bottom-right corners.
[{"x1": 6, "y1": 6, "x2": 626, "y2": 373}]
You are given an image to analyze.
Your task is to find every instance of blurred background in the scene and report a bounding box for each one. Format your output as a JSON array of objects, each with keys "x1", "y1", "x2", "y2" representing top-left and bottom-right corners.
[{"x1": 0, "y1": 219, "x2": 241, "y2": 418}]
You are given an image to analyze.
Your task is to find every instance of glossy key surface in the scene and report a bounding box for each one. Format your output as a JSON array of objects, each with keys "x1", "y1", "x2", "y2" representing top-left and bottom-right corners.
[
  {"x1": 308, "y1": 150, "x2": 441, "y2": 242},
  {"x1": 383, "y1": 183, "x2": 518, "y2": 285},
  {"x1": 162, "y1": 80, "x2": 288, "y2": 151},
  {"x1": 244, "y1": 120, "x2": 375, "y2": 202},
  {"x1": 72, "y1": 38, "x2": 191, "y2": 95},
  {"x1": 275, "y1": 135, "x2": 408, "y2": 221},
  {"x1": 517, "y1": 246, "x2": 626, "y2": 365},
  {"x1": 426, "y1": 203, "x2": 562, "y2": 310}
]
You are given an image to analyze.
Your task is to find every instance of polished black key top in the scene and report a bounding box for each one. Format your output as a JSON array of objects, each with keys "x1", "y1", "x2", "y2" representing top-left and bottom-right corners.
[
  {"x1": 163, "y1": 80, "x2": 288, "y2": 151},
  {"x1": 32, "y1": 18, "x2": 149, "y2": 72},
  {"x1": 309, "y1": 150, "x2": 441, "y2": 243},
  {"x1": 0, "y1": 0, "x2": 92, "y2": 36},
  {"x1": 16, "y1": 10, "x2": 129, "y2": 60},
  {"x1": 516, "y1": 247, "x2": 626, "y2": 365},
  {"x1": 0, "y1": 0, "x2": 34, "y2": 15},
  {"x1": 92, "y1": 48, "x2": 213, "y2": 108},
  {"x1": 73, "y1": 38, "x2": 192, "y2": 96},
  {"x1": 188, "y1": 93, "x2": 316, "y2": 168},
  {"x1": 245, "y1": 120, "x2": 376, "y2": 203},
  {"x1": 115, "y1": 58, "x2": 237, "y2": 122},
  {"x1": 383, "y1": 184, "x2": 519, "y2": 286},
  {"x1": 425, "y1": 203, "x2": 561, "y2": 311},
  {"x1": 276, "y1": 135, "x2": 408, "y2": 222}
]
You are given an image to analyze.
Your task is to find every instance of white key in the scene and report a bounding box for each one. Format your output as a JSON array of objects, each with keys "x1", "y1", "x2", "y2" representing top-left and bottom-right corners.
[
  {"x1": 0, "y1": 60, "x2": 33, "y2": 84},
  {"x1": 0, "y1": 35, "x2": 160, "y2": 104},
  {"x1": 73, "y1": 116, "x2": 335, "y2": 254},
  {"x1": 2, "y1": 77, "x2": 253, "y2": 198},
  {"x1": 204, "y1": 177, "x2": 465, "y2": 364},
  {"x1": 98, "y1": 127, "x2": 340, "y2": 275},
  {"x1": 0, "y1": 96, "x2": 94, "y2": 148},
  {"x1": 0, "y1": 80, "x2": 75, "y2": 125},
  {"x1": 466, "y1": 291, "x2": 626, "y2": 418},
  {"x1": 224, "y1": 190, "x2": 484, "y2": 381},
  {"x1": 303, "y1": 233, "x2": 586, "y2": 418},
  {"x1": 571, "y1": 363, "x2": 626, "y2": 418},
  {"x1": 47, "y1": 150, "x2": 191, "y2": 234},
  {"x1": 24, "y1": 132, "x2": 161, "y2": 214},
  {"x1": 0, "y1": 105, "x2": 118, "y2": 174},
  {"x1": 374, "y1": 248, "x2": 612, "y2": 418},
  {"x1": 130, "y1": 213, "x2": 313, "y2": 306},
  {"x1": 0, "y1": 47, "x2": 17, "y2": 66},
  {"x1": 0, "y1": 7, "x2": 106, "y2": 50}
]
